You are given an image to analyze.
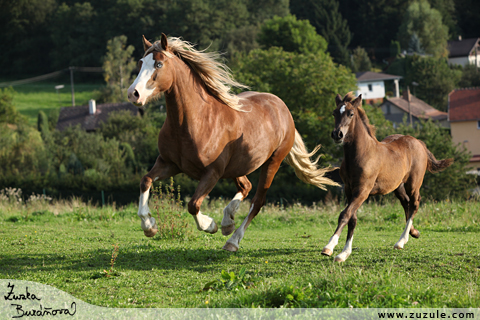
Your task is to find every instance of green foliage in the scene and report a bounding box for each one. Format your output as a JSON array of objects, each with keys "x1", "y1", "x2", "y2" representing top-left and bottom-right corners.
[
  {"x1": 393, "y1": 120, "x2": 476, "y2": 200},
  {"x1": 397, "y1": 0, "x2": 449, "y2": 58},
  {"x1": 37, "y1": 110, "x2": 50, "y2": 141},
  {"x1": 97, "y1": 35, "x2": 137, "y2": 103},
  {"x1": 0, "y1": 87, "x2": 26, "y2": 125},
  {"x1": 390, "y1": 40, "x2": 401, "y2": 58},
  {"x1": 203, "y1": 267, "x2": 255, "y2": 291},
  {"x1": 458, "y1": 64, "x2": 480, "y2": 88},
  {"x1": 386, "y1": 55, "x2": 461, "y2": 111},
  {"x1": 351, "y1": 47, "x2": 372, "y2": 72},
  {"x1": 258, "y1": 15, "x2": 327, "y2": 54}
]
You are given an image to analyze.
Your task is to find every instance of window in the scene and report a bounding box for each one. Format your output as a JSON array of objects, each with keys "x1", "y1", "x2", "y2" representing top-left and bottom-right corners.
[{"x1": 368, "y1": 84, "x2": 373, "y2": 91}]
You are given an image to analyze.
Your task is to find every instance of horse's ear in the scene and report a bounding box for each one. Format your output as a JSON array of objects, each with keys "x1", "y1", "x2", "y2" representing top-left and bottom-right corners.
[
  {"x1": 352, "y1": 94, "x2": 362, "y2": 108},
  {"x1": 335, "y1": 94, "x2": 343, "y2": 105},
  {"x1": 142, "y1": 35, "x2": 152, "y2": 52},
  {"x1": 161, "y1": 33, "x2": 168, "y2": 51}
]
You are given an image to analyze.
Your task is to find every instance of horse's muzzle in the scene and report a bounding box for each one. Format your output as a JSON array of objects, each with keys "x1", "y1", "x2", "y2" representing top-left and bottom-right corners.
[{"x1": 331, "y1": 130, "x2": 344, "y2": 144}]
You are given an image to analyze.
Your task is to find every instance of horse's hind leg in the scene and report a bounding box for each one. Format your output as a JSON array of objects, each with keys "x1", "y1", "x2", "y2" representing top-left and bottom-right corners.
[
  {"x1": 138, "y1": 156, "x2": 179, "y2": 237},
  {"x1": 223, "y1": 153, "x2": 286, "y2": 252},
  {"x1": 188, "y1": 171, "x2": 221, "y2": 234},
  {"x1": 221, "y1": 176, "x2": 252, "y2": 236},
  {"x1": 394, "y1": 184, "x2": 421, "y2": 249}
]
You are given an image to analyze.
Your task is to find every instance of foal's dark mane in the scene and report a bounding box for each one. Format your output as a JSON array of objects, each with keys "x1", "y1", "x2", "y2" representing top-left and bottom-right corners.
[{"x1": 342, "y1": 92, "x2": 377, "y2": 141}]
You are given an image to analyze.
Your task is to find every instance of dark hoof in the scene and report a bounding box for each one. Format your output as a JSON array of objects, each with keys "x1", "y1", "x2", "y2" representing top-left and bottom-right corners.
[
  {"x1": 222, "y1": 242, "x2": 238, "y2": 252},
  {"x1": 321, "y1": 248, "x2": 333, "y2": 256},
  {"x1": 207, "y1": 223, "x2": 218, "y2": 234},
  {"x1": 144, "y1": 228, "x2": 158, "y2": 237},
  {"x1": 221, "y1": 224, "x2": 235, "y2": 236},
  {"x1": 410, "y1": 229, "x2": 420, "y2": 238}
]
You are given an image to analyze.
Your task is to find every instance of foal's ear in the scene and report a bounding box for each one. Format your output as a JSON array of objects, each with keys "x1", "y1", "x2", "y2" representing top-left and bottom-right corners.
[
  {"x1": 161, "y1": 33, "x2": 168, "y2": 51},
  {"x1": 142, "y1": 35, "x2": 153, "y2": 52},
  {"x1": 352, "y1": 94, "x2": 362, "y2": 108},
  {"x1": 335, "y1": 94, "x2": 343, "y2": 106}
]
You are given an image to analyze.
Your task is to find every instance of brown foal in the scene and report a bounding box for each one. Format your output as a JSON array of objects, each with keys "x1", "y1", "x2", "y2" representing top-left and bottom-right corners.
[
  {"x1": 127, "y1": 34, "x2": 338, "y2": 252},
  {"x1": 322, "y1": 93, "x2": 453, "y2": 262}
]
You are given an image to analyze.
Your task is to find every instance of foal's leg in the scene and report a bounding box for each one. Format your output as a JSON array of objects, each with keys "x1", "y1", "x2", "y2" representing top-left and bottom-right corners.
[
  {"x1": 223, "y1": 152, "x2": 286, "y2": 252},
  {"x1": 221, "y1": 176, "x2": 252, "y2": 236},
  {"x1": 322, "y1": 190, "x2": 368, "y2": 262},
  {"x1": 138, "y1": 156, "x2": 180, "y2": 237},
  {"x1": 394, "y1": 184, "x2": 421, "y2": 249},
  {"x1": 188, "y1": 171, "x2": 221, "y2": 234}
]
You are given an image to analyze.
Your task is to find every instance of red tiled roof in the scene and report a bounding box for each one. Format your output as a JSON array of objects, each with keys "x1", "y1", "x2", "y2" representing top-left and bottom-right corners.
[
  {"x1": 448, "y1": 88, "x2": 480, "y2": 122},
  {"x1": 56, "y1": 102, "x2": 140, "y2": 131}
]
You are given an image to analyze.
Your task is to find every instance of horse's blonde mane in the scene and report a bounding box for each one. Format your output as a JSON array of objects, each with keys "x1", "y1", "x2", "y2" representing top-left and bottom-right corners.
[
  {"x1": 342, "y1": 92, "x2": 377, "y2": 139},
  {"x1": 146, "y1": 37, "x2": 249, "y2": 111}
]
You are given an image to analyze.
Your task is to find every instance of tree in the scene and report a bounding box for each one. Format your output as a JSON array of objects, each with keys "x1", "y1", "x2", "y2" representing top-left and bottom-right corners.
[
  {"x1": 458, "y1": 64, "x2": 480, "y2": 88},
  {"x1": 290, "y1": 0, "x2": 351, "y2": 66},
  {"x1": 99, "y1": 35, "x2": 137, "y2": 103},
  {"x1": 258, "y1": 15, "x2": 327, "y2": 55},
  {"x1": 397, "y1": 0, "x2": 449, "y2": 58},
  {"x1": 351, "y1": 47, "x2": 372, "y2": 73},
  {"x1": 407, "y1": 32, "x2": 425, "y2": 55},
  {"x1": 0, "y1": 87, "x2": 26, "y2": 125}
]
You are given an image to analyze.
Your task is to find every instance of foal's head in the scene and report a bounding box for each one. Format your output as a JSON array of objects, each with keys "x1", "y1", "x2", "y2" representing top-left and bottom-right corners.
[
  {"x1": 331, "y1": 93, "x2": 362, "y2": 144},
  {"x1": 128, "y1": 34, "x2": 174, "y2": 106}
]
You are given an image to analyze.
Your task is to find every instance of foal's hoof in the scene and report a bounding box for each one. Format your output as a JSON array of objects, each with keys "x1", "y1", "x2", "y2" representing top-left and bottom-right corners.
[
  {"x1": 321, "y1": 248, "x2": 333, "y2": 256},
  {"x1": 394, "y1": 243, "x2": 403, "y2": 250},
  {"x1": 205, "y1": 223, "x2": 218, "y2": 234},
  {"x1": 222, "y1": 242, "x2": 239, "y2": 252},
  {"x1": 144, "y1": 228, "x2": 158, "y2": 238},
  {"x1": 221, "y1": 224, "x2": 235, "y2": 236},
  {"x1": 410, "y1": 229, "x2": 421, "y2": 238},
  {"x1": 334, "y1": 256, "x2": 346, "y2": 263}
]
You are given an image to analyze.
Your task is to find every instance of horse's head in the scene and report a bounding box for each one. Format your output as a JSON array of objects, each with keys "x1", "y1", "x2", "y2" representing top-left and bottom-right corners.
[
  {"x1": 128, "y1": 34, "x2": 174, "y2": 106},
  {"x1": 331, "y1": 93, "x2": 362, "y2": 144}
]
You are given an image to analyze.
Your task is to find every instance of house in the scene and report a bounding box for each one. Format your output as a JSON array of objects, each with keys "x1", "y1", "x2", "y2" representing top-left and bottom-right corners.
[
  {"x1": 355, "y1": 71, "x2": 402, "y2": 104},
  {"x1": 447, "y1": 37, "x2": 480, "y2": 67},
  {"x1": 379, "y1": 89, "x2": 449, "y2": 128},
  {"x1": 56, "y1": 100, "x2": 142, "y2": 132},
  {"x1": 448, "y1": 88, "x2": 480, "y2": 170}
]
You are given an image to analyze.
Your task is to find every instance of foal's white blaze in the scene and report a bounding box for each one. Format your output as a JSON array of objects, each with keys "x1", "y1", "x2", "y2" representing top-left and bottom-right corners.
[
  {"x1": 339, "y1": 105, "x2": 346, "y2": 114},
  {"x1": 323, "y1": 234, "x2": 339, "y2": 253},
  {"x1": 394, "y1": 217, "x2": 413, "y2": 249},
  {"x1": 225, "y1": 204, "x2": 254, "y2": 250},
  {"x1": 138, "y1": 188, "x2": 156, "y2": 231},
  {"x1": 334, "y1": 236, "x2": 353, "y2": 262},
  {"x1": 221, "y1": 192, "x2": 244, "y2": 228},
  {"x1": 129, "y1": 54, "x2": 156, "y2": 105},
  {"x1": 193, "y1": 211, "x2": 217, "y2": 233}
]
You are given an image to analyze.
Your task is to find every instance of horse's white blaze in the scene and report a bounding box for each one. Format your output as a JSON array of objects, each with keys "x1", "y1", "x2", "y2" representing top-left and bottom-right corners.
[
  {"x1": 138, "y1": 188, "x2": 156, "y2": 230},
  {"x1": 129, "y1": 54, "x2": 156, "y2": 105},
  {"x1": 193, "y1": 211, "x2": 217, "y2": 233},
  {"x1": 221, "y1": 192, "x2": 244, "y2": 228},
  {"x1": 339, "y1": 105, "x2": 346, "y2": 114},
  {"x1": 323, "y1": 234, "x2": 339, "y2": 252},
  {"x1": 394, "y1": 217, "x2": 413, "y2": 249},
  {"x1": 334, "y1": 236, "x2": 353, "y2": 262},
  {"x1": 225, "y1": 204, "x2": 253, "y2": 249}
]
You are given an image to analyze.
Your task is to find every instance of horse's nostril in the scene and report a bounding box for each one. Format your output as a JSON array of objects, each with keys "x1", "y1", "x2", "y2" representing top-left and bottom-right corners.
[
  {"x1": 338, "y1": 131, "x2": 343, "y2": 139},
  {"x1": 134, "y1": 90, "x2": 139, "y2": 98}
]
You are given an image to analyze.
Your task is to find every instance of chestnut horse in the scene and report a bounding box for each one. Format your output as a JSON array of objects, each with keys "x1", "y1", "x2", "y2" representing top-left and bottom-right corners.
[
  {"x1": 322, "y1": 93, "x2": 453, "y2": 262},
  {"x1": 127, "y1": 34, "x2": 338, "y2": 252}
]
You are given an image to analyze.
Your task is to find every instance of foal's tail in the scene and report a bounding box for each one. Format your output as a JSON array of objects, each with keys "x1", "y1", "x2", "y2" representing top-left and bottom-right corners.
[
  {"x1": 284, "y1": 130, "x2": 340, "y2": 190},
  {"x1": 422, "y1": 143, "x2": 454, "y2": 173}
]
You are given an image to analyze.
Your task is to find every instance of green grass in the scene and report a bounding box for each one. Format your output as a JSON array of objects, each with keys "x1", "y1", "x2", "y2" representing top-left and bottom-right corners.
[
  {"x1": 11, "y1": 82, "x2": 102, "y2": 126},
  {"x1": 0, "y1": 193, "x2": 479, "y2": 308}
]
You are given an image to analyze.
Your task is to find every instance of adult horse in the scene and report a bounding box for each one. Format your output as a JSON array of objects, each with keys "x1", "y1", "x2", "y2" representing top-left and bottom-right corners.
[
  {"x1": 127, "y1": 34, "x2": 338, "y2": 252},
  {"x1": 322, "y1": 93, "x2": 453, "y2": 262}
]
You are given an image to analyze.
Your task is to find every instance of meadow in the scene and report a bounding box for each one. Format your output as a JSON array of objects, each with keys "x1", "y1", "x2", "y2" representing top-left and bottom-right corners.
[{"x1": 0, "y1": 185, "x2": 479, "y2": 309}]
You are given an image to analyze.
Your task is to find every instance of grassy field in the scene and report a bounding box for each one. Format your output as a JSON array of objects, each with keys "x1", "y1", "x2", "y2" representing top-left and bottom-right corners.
[
  {"x1": 0, "y1": 188, "x2": 479, "y2": 309},
  {"x1": 9, "y1": 81, "x2": 101, "y2": 126}
]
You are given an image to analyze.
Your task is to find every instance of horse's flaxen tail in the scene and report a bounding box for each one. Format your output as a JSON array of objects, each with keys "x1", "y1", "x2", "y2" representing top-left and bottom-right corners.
[
  {"x1": 284, "y1": 130, "x2": 340, "y2": 190},
  {"x1": 422, "y1": 143, "x2": 454, "y2": 173}
]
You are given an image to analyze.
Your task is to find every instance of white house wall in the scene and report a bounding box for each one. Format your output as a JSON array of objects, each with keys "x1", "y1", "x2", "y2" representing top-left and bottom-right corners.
[
  {"x1": 449, "y1": 55, "x2": 480, "y2": 67},
  {"x1": 356, "y1": 81, "x2": 385, "y2": 100}
]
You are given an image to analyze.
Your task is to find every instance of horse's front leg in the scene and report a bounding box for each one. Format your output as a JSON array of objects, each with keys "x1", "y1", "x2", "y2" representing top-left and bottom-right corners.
[
  {"x1": 322, "y1": 190, "x2": 368, "y2": 262},
  {"x1": 221, "y1": 176, "x2": 252, "y2": 236},
  {"x1": 138, "y1": 156, "x2": 180, "y2": 237},
  {"x1": 188, "y1": 171, "x2": 221, "y2": 234}
]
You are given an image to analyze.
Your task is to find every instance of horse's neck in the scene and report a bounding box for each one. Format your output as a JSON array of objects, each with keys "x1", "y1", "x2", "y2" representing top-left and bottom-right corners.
[
  {"x1": 344, "y1": 117, "x2": 376, "y2": 158},
  {"x1": 164, "y1": 60, "x2": 210, "y2": 126}
]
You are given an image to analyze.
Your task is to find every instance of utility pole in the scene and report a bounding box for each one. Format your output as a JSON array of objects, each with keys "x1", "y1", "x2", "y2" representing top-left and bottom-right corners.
[{"x1": 69, "y1": 66, "x2": 75, "y2": 106}]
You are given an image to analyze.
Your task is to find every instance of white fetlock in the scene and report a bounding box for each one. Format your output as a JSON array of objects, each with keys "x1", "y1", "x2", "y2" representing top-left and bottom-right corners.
[
  {"x1": 334, "y1": 237, "x2": 353, "y2": 262},
  {"x1": 322, "y1": 234, "x2": 339, "y2": 256},
  {"x1": 194, "y1": 211, "x2": 218, "y2": 234}
]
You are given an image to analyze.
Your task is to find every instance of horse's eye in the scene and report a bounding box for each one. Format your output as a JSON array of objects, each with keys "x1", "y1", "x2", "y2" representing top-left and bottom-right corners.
[
  {"x1": 349, "y1": 112, "x2": 354, "y2": 118},
  {"x1": 155, "y1": 61, "x2": 163, "y2": 69}
]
